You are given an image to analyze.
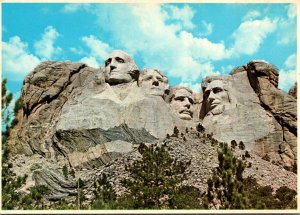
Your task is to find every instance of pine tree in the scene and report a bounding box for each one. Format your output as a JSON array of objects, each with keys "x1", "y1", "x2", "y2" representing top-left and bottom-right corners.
[
  {"x1": 76, "y1": 178, "x2": 85, "y2": 209},
  {"x1": 2, "y1": 78, "x2": 50, "y2": 210},
  {"x1": 63, "y1": 165, "x2": 69, "y2": 180},
  {"x1": 204, "y1": 143, "x2": 248, "y2": 209},
  {"x1": 92, "y1": 173, "x2": 117, "y2": 209},
  {"x1": 1, "y1": 78, "x2": 27, "y2": 209},
  {"x1": 120, "y1": 143, "x2": 202, "y2": 209}
]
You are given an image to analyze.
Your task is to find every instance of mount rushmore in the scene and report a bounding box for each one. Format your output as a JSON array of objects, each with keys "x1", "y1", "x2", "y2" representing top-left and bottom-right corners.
[{"x1": 7, "y1": 50, "x2": 297, "y2": 199}]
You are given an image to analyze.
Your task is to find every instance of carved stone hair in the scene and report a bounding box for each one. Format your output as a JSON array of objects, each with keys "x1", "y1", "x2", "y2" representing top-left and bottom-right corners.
[
  {"x1": 138, "y1": 68, "x2": 168, "y2": 87},
  {"x1": 164, "y1": 86, "x2": 193, "y2": 103},
  {"x1": 104, "y1": 50, "x2": 139, "y2": 82},
  {"x1": 201, "y1": 75, "x2": 230, "y2": 93}
]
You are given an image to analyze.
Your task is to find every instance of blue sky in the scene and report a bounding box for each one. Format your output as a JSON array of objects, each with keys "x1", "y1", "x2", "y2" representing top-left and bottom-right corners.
[{"x1": 2, "y1": 3, "x2": 297, "y2": 100}]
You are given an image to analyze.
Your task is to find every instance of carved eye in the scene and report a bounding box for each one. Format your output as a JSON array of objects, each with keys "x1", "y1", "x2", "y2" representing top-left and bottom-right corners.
[
  {"x1": 116, "y1": 57, "x2": 125, "y2": 63},
  {"x1": 105, "y1": 58, "x2": 111, "y2": 67},
  {"x1": 203, "y1": 90, "x2": 210, "y2": 99},
  {"x1": 175, "y1": 96, "x2": 184, "y2": 102},
  {"x1": 188, "y1": 98, "x2": 194, "y2": 104},
  {"x1": 157, "y1": 77, "x2": 163, "y2": 82},
  {"x1": 213, "y1": 88, "x2": 223, "y2": 94}
]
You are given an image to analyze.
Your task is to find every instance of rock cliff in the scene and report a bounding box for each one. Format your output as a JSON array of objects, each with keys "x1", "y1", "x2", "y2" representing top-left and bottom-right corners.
[{"x1": 7, "y1": 51, "x2": 297, "y2": 201}]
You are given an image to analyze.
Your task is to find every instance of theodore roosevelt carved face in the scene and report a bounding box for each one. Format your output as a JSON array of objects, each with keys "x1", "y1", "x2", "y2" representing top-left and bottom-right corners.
[
  {"x1": 169, "y1": 87, "x2": 194, "y2": 120},
  {"x1": 138, "y1": 69, "x2": 169, "y2": 96},
  {"x1": 104, "y1": 50, "x2": 138, "y2": 85}
]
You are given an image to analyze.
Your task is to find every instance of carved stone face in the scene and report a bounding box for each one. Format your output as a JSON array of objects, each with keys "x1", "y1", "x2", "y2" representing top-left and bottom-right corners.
[
  {"x1": 104, "y1": 50, "x2": 137, "y2": 85},
  {"x1": 203, "y1": 80, "x2": 229, "y2": 115},
  {"x1": 139, "y1": 69, "x2": 169, "y2": 96},
  {"x1": 170, "y1": 88, "x2": 194, "y2": 120}
]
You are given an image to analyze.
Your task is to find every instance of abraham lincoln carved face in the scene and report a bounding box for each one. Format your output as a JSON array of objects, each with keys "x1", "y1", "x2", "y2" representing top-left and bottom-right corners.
[{"x1": 203, "y1": 79, "x2": 230, "y2": 115}]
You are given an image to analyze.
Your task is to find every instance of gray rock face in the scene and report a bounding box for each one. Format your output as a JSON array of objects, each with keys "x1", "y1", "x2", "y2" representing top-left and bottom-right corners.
[
  {"x1": 8, "y1": 51, "x2": 297, "y2": 201},
  {"x1": 200, "y1": 60, "x2": 297, "y2": 169},
  {"x1": 8, "y1": 61, "x2": 97, "y2": 157}
]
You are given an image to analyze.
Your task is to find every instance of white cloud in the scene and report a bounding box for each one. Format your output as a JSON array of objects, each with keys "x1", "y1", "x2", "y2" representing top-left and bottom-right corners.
[
  {"x1": 276, "y1": 4, "x2": 296, "y2": 45},
  {"x1": 62, "y1": 3, "x2": 91, "y2": 13},
  {"x1": 278, "y1": 69, "x2": 296, "y2": 92},
  {"x1": 284, "y1": 54, "x2": 296, "y2": 69},
  {"x1": 80, "y1": 4, "x2": 279, "y2": 87},
  {"x1": 164, "y1": 5, "x2": 196, "y2": 30},
  {"x1": 79, "y1": 56, "x2": 100, "y2": 68},
  {"x1": 34, "y1": 26, "x2": 62, "y2": 60},
  {"x1": 287, "y1": 4, "x2": 296, "y2": 19},
  {"x1": 199, "y1": 20, "x2": 213, "y2": 36},
  {"x1": 89, "y1": 4, "x2": 226, "y2": 83},
  {"x1": 81, "y1": 35, "x2": 112, "y2": 63},
  {"x1": 228, "y1": 18, "x2": 277, "y2": 57},
  {"x1": 178, "y1": 82, "x2": 201, "y2": 92},
  {"x1": 2, "y1": 36, "x2": 40, "y2": 80},
  {"x1": 180, "y1": 31, "x2": 226, "y2": 61},
  {"x1": 277, "y1": 19, "x2": 296, "y2": 45},
  {"x1": 278, "y1": 53, "x2": 297, "y2": 92},
  {"x1": 221, "y1": 65, "x2": 234, "y2": 74},
  {"x1": 70, "y1": 47, "x2": 85, "y2": 55},
  {"x1": 242, "y1": 10, "x2": 261, "y2": 21}
]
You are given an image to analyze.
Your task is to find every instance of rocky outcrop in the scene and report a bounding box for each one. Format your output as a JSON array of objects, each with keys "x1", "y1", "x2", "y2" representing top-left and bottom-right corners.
[
  {"x1": 289, "y1": 83, "x2": 297, "y2": 99},
  {"x1": 8, "y1": 61, "x2": 97, "y2": 157},
  {"x1": 246, "y1": 61, "x2": 297, "y2": 168},
  {"x1": 200, "y1": 60, "x2": 297, "y2": 169},
  {"x1": 8, "y1": 51, "x2": 297, "y2": 202},
  {"x1": 12, "y1": 129, "x2": 296, "y2": 201}
]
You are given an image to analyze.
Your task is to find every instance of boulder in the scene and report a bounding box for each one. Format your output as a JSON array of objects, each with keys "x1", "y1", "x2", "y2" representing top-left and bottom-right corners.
[{"x1": 288, "y1": 82, "x2": 297, "y2": 99}]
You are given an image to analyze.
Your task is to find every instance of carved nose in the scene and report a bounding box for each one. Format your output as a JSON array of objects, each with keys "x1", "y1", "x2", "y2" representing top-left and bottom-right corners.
[
  {"x1": 152, "y1": 80, "x2": 159, "y2": 86},
  {"x1": 183, "y1": 99, "x2": 190, "y2": 108},
  {"x1": 110, "y1": 65, "x2": 116, "y2": 71},
  {"x1": 208, "y1": 92, "x2": 216, "y2": 101}
]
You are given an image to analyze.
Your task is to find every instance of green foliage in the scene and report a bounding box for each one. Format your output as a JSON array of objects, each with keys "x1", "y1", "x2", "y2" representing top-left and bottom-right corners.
[
  {"x1": 238, "y1": 141, "x2": 245, "y2": 150},
  {"x1": 245, "y1": 151, "x2": 250, "y2": 158},
  {"x1": 50, "y1": 199, "x2": 77, "y2": 210},
  {"x1": 76, "y1": 178, "x2": 86, "y2": 209},
  {"x1": 204, "y1": 143, "x2": 248, "y2": 209},
  {"x1": 262, "y1": 154, "x2": 271, "y2": 161},
  {"x1": 2, "y1": 78, "x2": 50, "y2": 210},
  {"x1": 92, "y1": 173, "x2": 117, "y2": 209},
  {"x1": 2, "y1": 78, "x2": 13, "y2": 133},
  {"x1": 230, "y1": 140, "x2": 237, "y2": 149},
  {"x1": 243, "y1": 177, "x2": 297, "y2": 209},
  {"x1": 172, "y1": 126, "x2": 179, "y2": 137},
  {"x1": 1, "y1": 78, "x2": 26, "y2": 210},
  {"x1": 70, "y1": 169, "x2": 76, "y2": 178},
  {"x1": 63, "y1": 165, "x2": 68, "y2": 180},
  {"x1": 120, "y1": 143, "x2": 202, "y2": 209},
  {"x1": 2, "y1": 174, "x2": 28, "y2": 209},
  {"x1": 196, "y1": 123, "x2": 205, "y2": 133},
  {"x1": 275, "y1": 186, "x2": 297, "y2": 209}
]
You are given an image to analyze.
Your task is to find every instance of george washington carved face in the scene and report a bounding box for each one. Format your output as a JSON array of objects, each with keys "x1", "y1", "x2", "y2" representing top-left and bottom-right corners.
[
  {"x1": 139, "y1": 69, "x2": 169, "y2": 96},
  {"x1": 203, "y1": 79, "x2": 230, "y2": 115},
  {"x1": 169, "y1": 87, "x2": 194, "y2": 120},
  {"x1": 104, "y1": 50, "x2": 138, "y2": 85}
]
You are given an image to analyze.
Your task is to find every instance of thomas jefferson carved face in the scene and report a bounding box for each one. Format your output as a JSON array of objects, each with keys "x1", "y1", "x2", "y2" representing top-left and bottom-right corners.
[
  {"x1": 139, "y1": 69, "x2": 169, "y2": 96},
  {"x1": 170, "y1": 88, "x2": 194, "y2": 120},
  {"x1": 203, "y1": 80, "x2": 230, "y2": 115},
  {"x1": 104, "y1": 50, "x2": 138, "y2": 85}
]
